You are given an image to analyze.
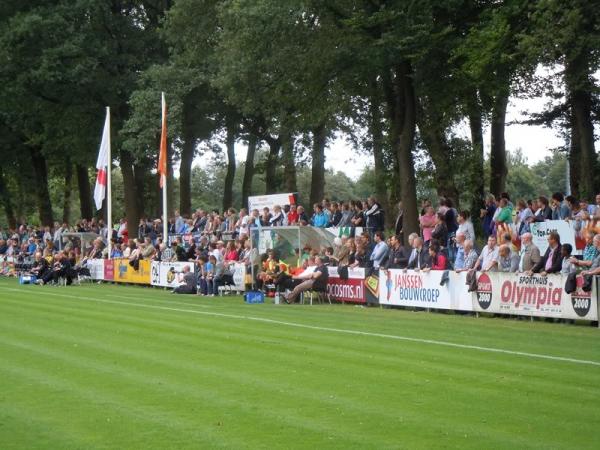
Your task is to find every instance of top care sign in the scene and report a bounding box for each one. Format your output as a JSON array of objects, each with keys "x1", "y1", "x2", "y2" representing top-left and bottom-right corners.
[{"x1": 248, "y1": 193, "x2": 298, "y2": 212}]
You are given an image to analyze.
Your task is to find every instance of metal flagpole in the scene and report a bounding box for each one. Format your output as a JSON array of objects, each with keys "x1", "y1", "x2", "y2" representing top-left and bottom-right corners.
[
  {"x1": 106, "y1": 107, "x2": 112, "y2": 259},
  {"x1": 161, "y1": 92, "x2": 168, "y2": 245}
]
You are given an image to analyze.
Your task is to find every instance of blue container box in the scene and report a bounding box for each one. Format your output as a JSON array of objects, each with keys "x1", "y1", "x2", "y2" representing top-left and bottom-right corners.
[
  {"x1": 244, "y1": 291, "x2": 265, "y2": 304},
  {"x1": 19, "y1": 274, "x2": 37, "y2": 285}
]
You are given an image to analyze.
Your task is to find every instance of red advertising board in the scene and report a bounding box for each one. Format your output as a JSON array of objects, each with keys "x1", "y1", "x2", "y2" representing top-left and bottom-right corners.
[
  {"x1": 103, "y1": 259, "x2": 114, "y2": 281},
  {"x1": 327, "y1": 277, "x2": 366, "y2": 303}
]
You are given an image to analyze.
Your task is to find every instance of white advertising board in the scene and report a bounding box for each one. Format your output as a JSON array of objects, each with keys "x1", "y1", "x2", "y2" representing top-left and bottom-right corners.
[
  {"x1": 473, "y1": 272, "x2": 598, "y2": 320},
  {"x1": 530, "y1": 220, "x2": 576, "y2": 255},
  {"x1": 248, "y1": 193, "x2": 297, "y2": 212},
  {"x1": 86, "y1": 258, "x2": 105, "y2": 280},
  {"x1": 378, "y1": 269, "x2": 473, "y2": 311},
  {"x1": 151, "y1": 261, "x2": 196, "y2": 288}
]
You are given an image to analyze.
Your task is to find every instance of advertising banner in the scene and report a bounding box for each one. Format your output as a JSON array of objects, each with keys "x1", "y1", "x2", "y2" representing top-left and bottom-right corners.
[
  {"x1": 150, "y1": 261, "x2": 246, "y2": 290},
  {"x1": 86, "y1": 259, "x2": 105, "y2": 280},
  {"x1": 327, "y1": 267, "x2": 366, "y2": 303},
  {"x1": 150, "y1": 261, "x2": 196, "y2": 288},
  {"x1": 248, "y1": 193, "x2": 297, "y2": 212},
  {"x1": 112, "y1": 258, "x2": 151, "y2": 284},
  {"x1": 530, "y1": 220, "x2": 577, "y2": 255},
  {"x1": 378, "y1": 269, "x2": 473, "y2": 311},
  {"x1": 473, "y1": 272, "x2": 598, "y2": 320},
  {"x1": 103, "y1": 259, "x2": 114, "y2": 281}
]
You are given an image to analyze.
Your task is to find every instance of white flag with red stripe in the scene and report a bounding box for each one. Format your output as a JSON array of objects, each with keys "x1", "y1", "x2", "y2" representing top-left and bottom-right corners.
[{"x1": 94, "y1": 109, "x2": 110, "y2": 210}]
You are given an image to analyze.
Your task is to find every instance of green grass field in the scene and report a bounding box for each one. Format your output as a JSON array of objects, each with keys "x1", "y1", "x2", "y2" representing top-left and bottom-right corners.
[{"x1": 0, "y1": 277, "x2": 599, "y2": 449}]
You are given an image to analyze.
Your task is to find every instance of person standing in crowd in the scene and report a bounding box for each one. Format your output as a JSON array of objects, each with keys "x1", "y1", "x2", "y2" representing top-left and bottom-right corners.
[
  {"x1": 329, "y1": 202, "x2": 342, "y2": 227},
  {"x1": 311, "y1": 204, "x2": 329, "y2": 228},
  {"x1": 419, "y1": 206, "x2": 436, "y2": 245},
  {"x1": 580, "y1": 235, "x2": 600, "y2": 277},
  {"x1": 296, "y1": 205, "x2": 309, "y2": 225},
  {"x1": 365, "y1": 196, "x2": 384, "y2": 232},
  {"x1": 570, "y1": 230, "x2": 598, "y2": 269},
  {"x1": 456, "y1": 211, "x2": 475, "y2": 242},
  {"x1": 498, "y1": 245, "x2": 519, "y2": 272},
  {"x1": 453, "y1": 232, "x2": 466, "y2": 269},
  {"x1": 384, "y1": 234, "x2": 409, "y2": 269},
  {"x1": 480, "y1": 194, "x2": 497, "y2": 239},
  {"x1": 514, "y1": 199, "x2": 533, "y2": 236},
  {"x1": 495, "y1": 197, "x2": 513, "y2": 227},
  {"x1": 407, "y1": 237, "x2": 430, "y2": 270},
  {"x1": 560, "y1": 244, "x2": 577, "y2": 275},
  {"x1": 529, "y1": 231, "x2": 562, "y2": 276},
  {"x1": 286, "y1": 204, "x2": 299, "y2": 225},
  {"x1": 551, "y1": 192, "x2": 570, "y2": 220},
  {"x1": 424, "y1": 243, "x2": 446, "y2": 270},
  {"x1": 473, "y1": 235, "x2": 499, "y2": 272},
  {"x1": 394, "y1": 201, "x2": 404, "y2": 245},
  {"x1": 350, "y1": 200, "x2": 365, "y2": 228},
  {"x1": 456, "y1": 240, "x2": 478, "y2": 272},
  {"x1": 269, "y1": 205, "x2": 284, "y2": 226},
  {"x1": 533, "y1": 196, "x2": 552, "y2": 221},
  {"x1": 369, "y1": 231, "x2": 389, "y2": 272},
  {"x1": 431, "y1": 212, "x2": 449, "y2": 248},
  {"x1": 518, "y1": 232, "x2": 541, "y2": 272}
]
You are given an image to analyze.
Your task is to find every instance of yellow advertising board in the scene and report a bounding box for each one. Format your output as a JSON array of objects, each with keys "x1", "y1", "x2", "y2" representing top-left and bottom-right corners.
[{"x1": 112, "y1": 258, "x2": 151, "y2": 284}]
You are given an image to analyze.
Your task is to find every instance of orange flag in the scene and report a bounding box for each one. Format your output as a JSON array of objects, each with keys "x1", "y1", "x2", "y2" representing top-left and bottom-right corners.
[{"x1": 158, "y1": 92, "x2": 167, "y2": 188}]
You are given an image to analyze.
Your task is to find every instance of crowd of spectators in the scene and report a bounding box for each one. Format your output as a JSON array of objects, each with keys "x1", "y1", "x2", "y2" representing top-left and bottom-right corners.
[{"x1": 3, "y1": 190, "x2": 600, "y2": 291}]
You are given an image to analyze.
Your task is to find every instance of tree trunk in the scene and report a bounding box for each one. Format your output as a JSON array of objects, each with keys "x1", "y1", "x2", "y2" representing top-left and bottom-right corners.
[
  {"x1": 242, "y1": 135, "x2": 258, "y2": 210},
  {"x1": 222, "y1": 120, "x2": 236, "y2": 211},
  {"x1": 369, "y1": 93, "x2": 390, "y2": 226},
  {"x1": 569, "y1": 113, "x2": 581, "y2": 198},
  {"x1": 0, "y1": 165, "x2": 16, "y2": 229},
  {"x1": 490, "y1": 90, "x2": 509, "y2": 197},
  {"x1": 76, "y1": 164, "x2": 93, "y2": 220},
  {"x1": 564, "y1": 44, "x2": 597, "y2": 199},
  {"x1": 29, "y1": 146, "x2": 53, "y2": 227},
  {"x1": 384, "y1": 63, "x2": 419, "y2": 238},
  {"x1": 281, "y1": 130, "x2": 297, "y2": 193},
  {"x1": 265, "y1": 138, "x2": 280, "y2": 194},
  {"x1": 179, "y1": 102, "x2": 195, "y2": 216},
  {"x1": 133, "y1": 164, "x2": 147, "y2": 219},
  {"x1": 467, "y1": 90, "x2": 485, "y2": 231},
  {"x1": 120, "y1": 149, "x2": 140, "y2": 238},
  {"x1": 62, "y1": 160, "x2": 73, "y2": 224},
  {"x1": 310, "y1": 124, "x2": 326, "y2": 207},
  {"x1": 416, "y1": 99, "x2": 459, "y2": 206}
]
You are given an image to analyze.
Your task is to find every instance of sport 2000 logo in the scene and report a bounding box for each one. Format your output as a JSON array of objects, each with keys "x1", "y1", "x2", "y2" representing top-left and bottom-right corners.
[
  {"x1": 571, "y1": 275, "x2": 592, "y2": 317},
  {"x1": 476, "y1": 273, "x2": 492, "y2": 310}
]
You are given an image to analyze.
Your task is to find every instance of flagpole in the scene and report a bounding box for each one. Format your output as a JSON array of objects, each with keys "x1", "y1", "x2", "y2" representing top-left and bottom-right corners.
[
  {"x1": 106, "y1": 107, "x2": 112, "y2": 259},
  {"x1": 161, "y1": 92, "x2": 168, "y2": 245}
]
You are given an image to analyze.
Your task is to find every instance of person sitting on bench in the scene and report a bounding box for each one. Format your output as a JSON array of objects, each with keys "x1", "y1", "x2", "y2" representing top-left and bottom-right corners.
[{"x1": 283, "y1": 256, "x2": 329, "y2": 304}]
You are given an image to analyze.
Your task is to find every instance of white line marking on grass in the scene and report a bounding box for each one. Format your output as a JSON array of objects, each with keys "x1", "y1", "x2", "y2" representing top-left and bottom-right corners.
[
  {"x1": 2, "y1": 285, "x2": 599, "y2": 367},
  {"x1": 104, "y1": 294, "x2": 212, "y2": 308}
]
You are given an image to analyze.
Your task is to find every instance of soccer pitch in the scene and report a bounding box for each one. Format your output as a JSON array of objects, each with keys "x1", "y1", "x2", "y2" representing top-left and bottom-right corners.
[{"x1": 0, "y1": 278, "x2": 599, "y2": 449}]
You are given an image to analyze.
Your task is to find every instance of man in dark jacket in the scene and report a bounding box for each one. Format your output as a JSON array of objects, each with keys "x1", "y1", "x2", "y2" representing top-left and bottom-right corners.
[
  {"x1": 385, "y1": 234, "x2": 409, "y2": 269},
  {"x1": 407, "y1": 237, "x2": 431, "y2": 270},
  {"x1": 529, "y1": 232, "x2": 562, "y2": 275},
  {"x1": 533, "y1": 196, "x2": 553, "y2": 222},
  {"x1": 394, "y1": 201, "x2": 404, "y2": 246}
]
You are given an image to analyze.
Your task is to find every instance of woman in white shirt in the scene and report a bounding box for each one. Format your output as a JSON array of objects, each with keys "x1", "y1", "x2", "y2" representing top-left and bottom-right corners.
[{"x1": 457, "y1": 211, "x2": 475, "y2": 242}]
